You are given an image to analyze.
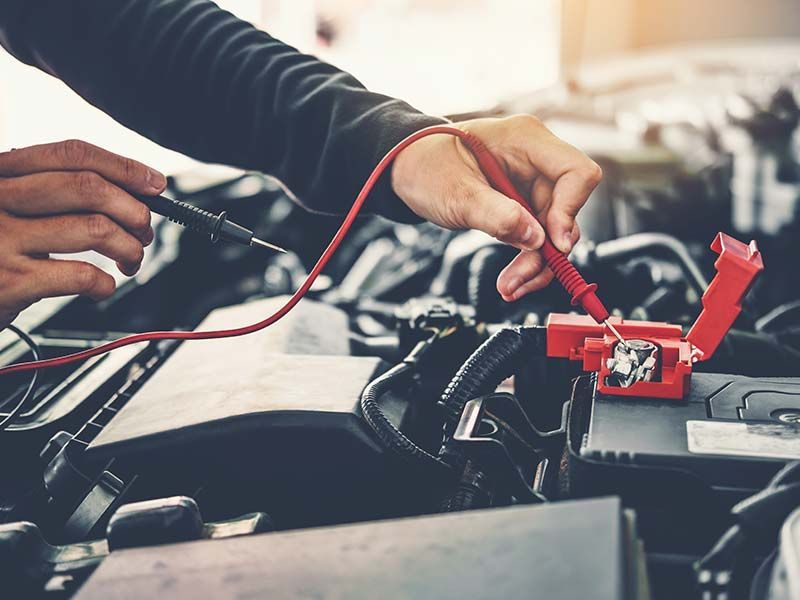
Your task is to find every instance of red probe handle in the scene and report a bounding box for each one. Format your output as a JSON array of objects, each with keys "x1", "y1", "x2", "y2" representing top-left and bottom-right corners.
[{"x1": 458, "y1": 131, "x2": 610, "y2": 323}]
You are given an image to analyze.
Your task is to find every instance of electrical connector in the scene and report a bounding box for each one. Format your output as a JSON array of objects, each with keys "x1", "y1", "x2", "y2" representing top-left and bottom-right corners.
[{"x1": 546, "y1": 232, "x2": 764, "y2": 400}]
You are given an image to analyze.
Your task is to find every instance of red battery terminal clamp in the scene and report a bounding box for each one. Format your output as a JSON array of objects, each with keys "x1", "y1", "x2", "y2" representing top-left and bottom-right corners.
[{"x1": 545, "y1": 233, "x2": 764, "y2": 400}]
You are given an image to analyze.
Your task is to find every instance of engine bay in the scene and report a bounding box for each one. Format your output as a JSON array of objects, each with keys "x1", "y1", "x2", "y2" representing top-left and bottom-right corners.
[{"x1": 3, "y1": 43, "x2": 800, "y2": 600}]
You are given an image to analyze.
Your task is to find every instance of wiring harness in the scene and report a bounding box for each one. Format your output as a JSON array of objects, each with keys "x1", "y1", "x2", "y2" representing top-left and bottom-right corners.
[{"x1": 0, "y1": 325, "x2": 41, "y2": 431}]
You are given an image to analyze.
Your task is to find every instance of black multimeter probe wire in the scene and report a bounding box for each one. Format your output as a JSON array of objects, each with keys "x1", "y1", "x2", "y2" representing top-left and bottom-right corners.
[
  {"x1": 0, "y1": 324, "x2": 41, "y2": 431},
  {"x1": 136, "y1": 194, "x2": 286, "y2": 253}
]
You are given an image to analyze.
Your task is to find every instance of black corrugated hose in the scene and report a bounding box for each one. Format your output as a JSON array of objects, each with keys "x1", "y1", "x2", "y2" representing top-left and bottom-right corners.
[
  {"x1": 439, "y1": 326, "x2": 546, "y2": 441},
  {"x1": 360, "y1": 325, "x2": 546, "y2": 492},
  {"x1": 360, "y1": 337, "x2": 452, "y2": 473},
  {"x1": 437, "y1": 326, "x2": 546, "y2": 512},
  {"x1": 439, "y1": 458, "x2": 494, "y2": 512}
]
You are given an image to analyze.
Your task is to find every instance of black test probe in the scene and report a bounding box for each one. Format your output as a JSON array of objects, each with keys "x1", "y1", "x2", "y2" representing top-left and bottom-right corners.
[{"x1": 137, "y1": 194, "x2": 286, "y2": 253}]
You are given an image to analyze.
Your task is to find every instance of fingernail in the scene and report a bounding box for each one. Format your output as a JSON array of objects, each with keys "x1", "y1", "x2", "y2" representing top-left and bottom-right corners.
[
  {"x1": 560, "y1": 231, "x2": 573, "y2": 254},
  {"x1": 520, "y1": 224, "x2": 543, "y2": 251},
  {"x1": 521, "y1": 225, "x2": 533, "y2": 243},
  {"x1": 147, "y1": 169, "x2": 166, "y2": 192},
  {"x1": 141, "y1": 227, "x2": 155, "y2": 247},
  {"x1": 127, "y1": 262, "x2": 142, "y2": 276},
  {"x1": 504, "y1": 276, "x2": 523, "y2": 296}
]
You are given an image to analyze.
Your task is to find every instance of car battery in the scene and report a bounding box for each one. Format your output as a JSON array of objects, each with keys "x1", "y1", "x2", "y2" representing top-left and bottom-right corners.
[{"x1": 561, "y1": 372, "x2": 800, "y2": 554}]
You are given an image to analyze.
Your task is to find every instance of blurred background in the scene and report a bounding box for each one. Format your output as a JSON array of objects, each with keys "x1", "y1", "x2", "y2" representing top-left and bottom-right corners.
[
  {"x1": 0, "y1": 0, "x2": 560, "y2": 172},
  {"x1": 4, "y1": 0, "x2": 789, "y2": 167},
  {"x1": 2, "y1": 0, "x2": 798, "y2": 163}
]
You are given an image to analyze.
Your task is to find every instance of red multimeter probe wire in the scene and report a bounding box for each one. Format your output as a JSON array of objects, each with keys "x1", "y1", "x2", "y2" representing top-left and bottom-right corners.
[{"x1": 0, "y1": 124, "x2": 620, "y2": 377}]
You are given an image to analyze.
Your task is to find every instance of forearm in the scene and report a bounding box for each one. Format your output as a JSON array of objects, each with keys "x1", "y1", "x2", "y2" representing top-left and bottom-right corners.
[{"x1": 0, "y1": 0, "x2": 443, "y2": 220}]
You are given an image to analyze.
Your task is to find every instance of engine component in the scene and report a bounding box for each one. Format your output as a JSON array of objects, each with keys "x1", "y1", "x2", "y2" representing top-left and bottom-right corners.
[
  {"x1": 694, "y1": 462, "x2": 800, "y2": 600},
  {"x1": 436, "y1": 326, "x2": 549, "y2": 512},
  {"x1": 0, "y1": 500, "x2": 273, "y2": 596},
  {"x1": 766, "y1": 501, "x2": 800, "y2": 600},
  {"x1": 74, "y1": 298, "x2": 423, "y2": 529},
  {"x1": 72, "y1": 497, "x2": 646, "y2": 600},
  {"x1": 439, "y1": 326, "x2": 546, "y2": 438},
  {"x1": 588, "y1": 233, "x2": 710, "y2": 299},
  {"x1": 0, "y1": 324, "x2": 41, "y2": 432},
  {"x1": 0, "y1": 521, "x2": 107, "y2": 597},
  {"x1": 449, "y1": 392, "x2": 567, "y2": 504},
  {"x1": 106, "y1": 496, "x2": 272, "y2": 551},
  {"x1": 393, "y1": 296, "x2": 475, "y2": 351},
  {"x1": 359, "y1": 339, "x2": 450, "y2": 472}
]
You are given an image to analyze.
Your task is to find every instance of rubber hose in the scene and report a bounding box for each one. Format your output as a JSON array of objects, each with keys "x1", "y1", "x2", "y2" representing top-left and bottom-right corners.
[
  {"x1": 360, "y1": 362, "x2": 450, "y2": 472},
  {"x1": 437, "y1": 326, "x2": 544, "y2": 511},
  {"x1": 440, "y1": 459, "x2": 492, "y2": 512}
]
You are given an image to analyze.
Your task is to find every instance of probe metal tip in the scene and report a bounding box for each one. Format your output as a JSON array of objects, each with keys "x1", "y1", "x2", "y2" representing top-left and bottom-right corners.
[
  {"x1": 604, "y1": 320, "x2": 629, "y2": 349},
  {"x1": 250, "y1": 237, "x2": 287, "y2": 253}
]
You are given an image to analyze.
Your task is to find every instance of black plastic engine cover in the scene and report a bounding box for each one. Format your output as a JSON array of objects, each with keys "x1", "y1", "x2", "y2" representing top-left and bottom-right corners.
[
  {"x1": 82, "y1": 298, "x2": 414, "y2": 528},
  {"x1": 73, "y1": 497, "x2": 644, "y2": 600}
]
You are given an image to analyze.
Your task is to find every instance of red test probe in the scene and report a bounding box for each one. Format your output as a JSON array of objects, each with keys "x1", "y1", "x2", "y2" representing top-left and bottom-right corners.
[
  {"x1": 0, "y1": 124, "x2": 623, "y2": 377},
  {"x1": 455, "y1": 130, "x2": 628, "y2": 347}
]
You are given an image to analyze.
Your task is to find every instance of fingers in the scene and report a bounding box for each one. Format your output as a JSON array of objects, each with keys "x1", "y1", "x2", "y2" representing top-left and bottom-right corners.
[
  {"x1": 0, "y1": 140, "x2": 159, "y2": 320},
  {"x1": 0, "y1": 171, "x2": 153, "y2": 243},
  {"x1": 529, "y1": 177, "x2": 554, "y2": 216},
  {"x1": 496, "y1": 220, "x2": 580, "y2": 300},
  {"x1": 459, "y1": 187, "x2": 545, "y2": 251},
  {"x1": 0, "y1": 139, "x2": 166, "y2": 196},
  {"x1": 497, "y1": 250, "x2": 548, "y2": 301},
  {"x1": 15, "y1": 258, "x2": 116, "y2": 303},
  {"x1": 506, "y1": 268, "x2": 555, "y2": 300},
  {"x1": 16, "y1": 214, "x2": 146, "y2": 275},
  {"x1": 570, "y1": 221, "x2": 581, "y2": 246},
  {"x1": 505, "y1": 115, "x2": 602, "y2": 253},
  {"x1": 546, "y1": 167, "x2": 597, "y2": 253}
]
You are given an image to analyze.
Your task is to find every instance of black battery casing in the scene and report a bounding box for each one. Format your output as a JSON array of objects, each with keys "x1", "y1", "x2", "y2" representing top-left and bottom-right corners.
[{"x1": 564, "y1": 372, "x2": 800, "y2": 552}]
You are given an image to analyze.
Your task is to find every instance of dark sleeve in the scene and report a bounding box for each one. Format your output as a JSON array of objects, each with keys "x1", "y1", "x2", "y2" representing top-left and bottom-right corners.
[{"x1": 0, "y1": 0, "x2": 446, "y2": 221}]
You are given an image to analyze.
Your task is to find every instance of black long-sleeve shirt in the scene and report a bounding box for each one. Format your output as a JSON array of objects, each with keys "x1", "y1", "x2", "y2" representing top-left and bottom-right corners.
[{"x1": 0, "y1": 0, "x2": 444, "y2": 221}]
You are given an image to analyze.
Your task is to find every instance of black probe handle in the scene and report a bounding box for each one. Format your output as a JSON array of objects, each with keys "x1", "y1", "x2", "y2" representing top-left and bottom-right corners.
[{"x1": 137, "y1": 194, "x2": 253, "y2": 246}]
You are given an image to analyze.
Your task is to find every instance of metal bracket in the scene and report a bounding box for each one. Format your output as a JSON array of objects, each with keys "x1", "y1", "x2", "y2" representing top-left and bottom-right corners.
[{"x1": 452, "y1": 392, "x2": 568, "y2": 503}]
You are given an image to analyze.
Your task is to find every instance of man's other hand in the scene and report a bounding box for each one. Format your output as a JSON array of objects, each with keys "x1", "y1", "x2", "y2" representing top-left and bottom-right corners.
[
  {"x1": 0, "y1": 140, "x2": 166, "y2": 327},
  {"x1": 391, "y1": 115, "x2": 602, "y2": 302}
]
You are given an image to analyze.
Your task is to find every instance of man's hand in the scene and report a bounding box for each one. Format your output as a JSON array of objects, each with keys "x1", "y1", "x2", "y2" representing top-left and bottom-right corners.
[
  {"x1": 0, "y1": 140, "x2": 166, "y2": 327},
  {"x1": 391, "y1": 115, "x2": 602, "y2": 302}
]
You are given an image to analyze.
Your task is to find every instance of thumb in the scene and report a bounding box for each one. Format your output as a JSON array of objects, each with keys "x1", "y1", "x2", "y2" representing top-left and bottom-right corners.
[{"x1": 460, "y1": 186, "x2": 544, "y2": 250}]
